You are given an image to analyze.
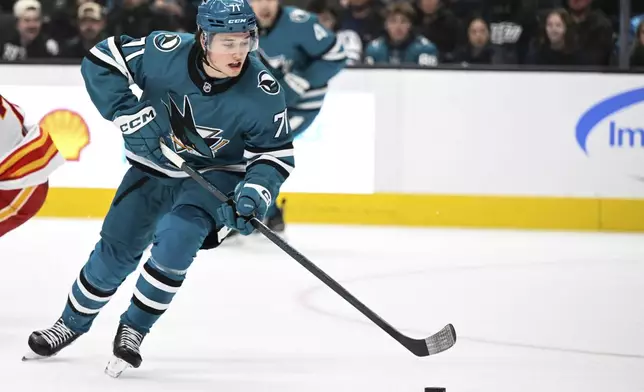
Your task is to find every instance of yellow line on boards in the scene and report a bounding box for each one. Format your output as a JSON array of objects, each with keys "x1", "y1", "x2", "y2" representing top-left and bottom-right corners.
[{"x1": 36, "y1": 187, "x2": 644, "y2": 232}]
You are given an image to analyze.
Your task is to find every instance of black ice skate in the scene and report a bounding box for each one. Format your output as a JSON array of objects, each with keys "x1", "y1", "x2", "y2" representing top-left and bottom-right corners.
[
  {"x1": 105, "y1": 323, "x2": 146, "y2": 378},
  {"x1": 265, "y1": 198, "x2": 286, "y2": 233},
  {"x1": 23, "y1": 317, "x2": 82, "y2": 361}
]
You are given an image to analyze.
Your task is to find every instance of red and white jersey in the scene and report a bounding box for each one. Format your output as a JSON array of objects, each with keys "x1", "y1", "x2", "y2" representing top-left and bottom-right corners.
[{"x1": 0, "y1": 94, "x2": 64, "y2": 190}]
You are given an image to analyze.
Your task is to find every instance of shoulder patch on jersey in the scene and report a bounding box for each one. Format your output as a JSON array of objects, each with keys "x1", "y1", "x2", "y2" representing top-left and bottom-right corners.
[
  {"x1": 153, "y1": 33, "x2": 182, "y2": 52},
  {"x1": 257, "y1": 70, "x2": 280, "y2": 95},
  {"x1": 289, "y1": 8, "x2": 311, "y2": 23}
]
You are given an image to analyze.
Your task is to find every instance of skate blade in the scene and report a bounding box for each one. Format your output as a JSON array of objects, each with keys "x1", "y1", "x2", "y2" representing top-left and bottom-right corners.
[
  {"x1": 220, "y1": 236, "x2": 242, "y2": 246},
  {"x1": 105, "y1": 356, "x2": 131, "y2": 378},
  {"x1": 22, "y1": 348, "x2": 53, "y2": 361}
]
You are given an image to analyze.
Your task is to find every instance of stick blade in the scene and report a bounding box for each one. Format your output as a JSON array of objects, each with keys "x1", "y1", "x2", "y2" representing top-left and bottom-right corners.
[
  {"x1": 424, "y1": 324, "x2": 457, "y2": 356},
  {"x1": 401, "y1": 324, "x2": 456, "y2": 357}
]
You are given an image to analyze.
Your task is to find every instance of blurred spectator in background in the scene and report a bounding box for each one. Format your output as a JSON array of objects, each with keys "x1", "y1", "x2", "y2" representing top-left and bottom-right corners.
[
  {"x1": 593, "y1": 0, "x2": 644, "y2": 34},
  {"x1": 448, "y1": 0, "x2": 484, "y2": 21},
  {"x1": 46, "y1": 0, "x2": 104, "y2": 43},
  {"x1": 511, "y1": 0, "x2": 567, "y2": 64},
  {"x1": 484, "y1": 0, "x2": 528, "y2": 64},
  {"x1": 453, "y1": 16, "x2": 497, "y2": 64},
  {"x1": 526, "y1": 8, "x2": 581, "y2": 65},
  {"x1": 566, "y1": 0, "x2": 613, "y2": 65},
  {"x1": 150, "y1": 0, "x2": 195, "y2": 32},
  {"x1": 46, "y1": 1, "x2": 76, "y2": 43},
  {"x1": 1, "y1": 0, "x2": 59, "y2": 61},
  {"x1": 61, "y1": 2, "x2": 107, "y2": 58},
  {"x1": 307, "y1": 0, "x2": 363, "y2": 64},
  {"x1": 107, "y1": 0, "x2": 167, "y2": 37},
  {"x1": 337, "y1": 0, "x2": 384, "y2": 49},
  {"x1": 630, "y1": 19, "x2": 644, "y2": 68},
  {"x1": 0, "y1": 0, "x2": 636, "y2": 69},
  {"x1": 365, "y1": 1, "x2": 438, "y2": 66},
  {"x1": 414, "y1": 0, "x2": 461, "y2": 62}
]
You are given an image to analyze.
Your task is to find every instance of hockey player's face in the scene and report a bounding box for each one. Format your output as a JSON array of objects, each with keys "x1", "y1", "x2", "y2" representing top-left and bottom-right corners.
[
  {"x1": 250, "y1": 0, "x2": 279, "y2": 26},
  {"x1": 206, "y1": 32, "x2": 252, "y2": 77},
  {"x1": 385, "y1": 14, "x2": 412, "y2": 43}
]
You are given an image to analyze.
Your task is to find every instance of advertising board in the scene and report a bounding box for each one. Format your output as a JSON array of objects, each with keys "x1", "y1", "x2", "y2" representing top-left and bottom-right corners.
[
  {"x1": 0, "y1": 70, "x2": 376, "y2": 193},
  {"x1": 2, "y1": 65, "x2": 643, "y2": 230},
  {"x1": 393, "y1": 71, "x2": 644, "y2": 198}
]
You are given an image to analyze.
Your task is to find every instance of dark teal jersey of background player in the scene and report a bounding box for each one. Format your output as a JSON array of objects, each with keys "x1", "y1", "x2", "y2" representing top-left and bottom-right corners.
[
  {"x1": 81, "y1": 31, "x2": 294, "y2": 199},
  {"x1": 255, "y1": 6, "x2": 345, "y2": 133},
  {"x1": 365, "y1": 35, "x2": 439, "y2": 67}
]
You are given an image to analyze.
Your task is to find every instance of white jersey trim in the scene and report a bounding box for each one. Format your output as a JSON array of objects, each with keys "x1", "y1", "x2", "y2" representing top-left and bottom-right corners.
[{"x1": 124, "y1": 150, "x2": 246, "y2": 176}]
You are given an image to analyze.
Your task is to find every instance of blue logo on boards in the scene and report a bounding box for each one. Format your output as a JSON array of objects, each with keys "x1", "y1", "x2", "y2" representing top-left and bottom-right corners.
[{"x1": 576, "y1": 87, "x2": 644, "y2": 154}]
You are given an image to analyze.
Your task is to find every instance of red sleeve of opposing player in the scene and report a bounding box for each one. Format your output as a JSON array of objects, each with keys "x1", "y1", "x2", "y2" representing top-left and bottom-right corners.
[
  {"x1": 0, "y1": 95, "x2": 26, "y2": 130},
  {"x1": 0, "y1": 126, "x2": 60, "y2": 181}
]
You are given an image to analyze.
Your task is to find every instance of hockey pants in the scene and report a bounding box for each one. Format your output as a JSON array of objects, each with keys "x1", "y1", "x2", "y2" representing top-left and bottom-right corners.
[{"x1": 61, "y1": 166, "x2": 242, "y2": 334}]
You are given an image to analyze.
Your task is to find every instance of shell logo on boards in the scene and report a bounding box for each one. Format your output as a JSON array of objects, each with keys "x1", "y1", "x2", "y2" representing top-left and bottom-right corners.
[{"x1": 39, "y1": 109, "x2": 90, "y2": 161}]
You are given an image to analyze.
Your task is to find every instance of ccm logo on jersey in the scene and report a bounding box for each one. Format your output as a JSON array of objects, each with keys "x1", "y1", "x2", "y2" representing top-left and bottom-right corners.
[
  {"x1": 257, "y1": 70, "x2": 280, "y2": 95},
  {"x1": 228, "y1": 19, "x2": 246, "y2": 23},
  {"x1": 154, "y1": 33, "x2": 181, "y2": 52},
  {"x1": 113, "y1": 107, "x2": 156, "y2": 135}
]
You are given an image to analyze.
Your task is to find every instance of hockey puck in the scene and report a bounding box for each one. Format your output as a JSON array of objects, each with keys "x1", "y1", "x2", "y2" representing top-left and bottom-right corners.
[{"x1": 424, "y1": 388, "x2": 446, "y2": 392}]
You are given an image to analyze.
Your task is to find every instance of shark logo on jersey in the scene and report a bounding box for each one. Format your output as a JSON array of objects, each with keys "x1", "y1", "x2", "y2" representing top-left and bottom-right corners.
[
  {"x1": 154, "y1": 33, "x2": 182, "y2": 52},
  {"x1": 164, "y1": 94, "x2": 229, "y2": 158},
  {"x1": 257, "y1": 70, "x2": 280, "y2": 95}
]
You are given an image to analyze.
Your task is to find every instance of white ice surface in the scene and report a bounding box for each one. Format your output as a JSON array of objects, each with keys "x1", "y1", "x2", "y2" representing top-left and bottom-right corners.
[{"x1": 1, "y1": 218, "x2": 644, "y2": 392}]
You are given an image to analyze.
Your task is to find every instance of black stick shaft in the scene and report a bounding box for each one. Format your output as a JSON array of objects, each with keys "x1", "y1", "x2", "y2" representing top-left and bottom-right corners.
[{"x1": 175, "y1": 161, "x2": 409, "y2": 349}]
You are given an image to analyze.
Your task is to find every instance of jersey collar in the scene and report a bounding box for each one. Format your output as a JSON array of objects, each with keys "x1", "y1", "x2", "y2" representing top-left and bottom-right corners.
[{"x1": 187, "y1": 44, "x2": 249, "y2": 96}]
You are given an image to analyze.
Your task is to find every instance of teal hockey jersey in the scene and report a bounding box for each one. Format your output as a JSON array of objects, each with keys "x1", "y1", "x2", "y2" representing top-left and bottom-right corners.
[
  {"x1": 365, "y1": 35, "x2": 439, "y2": 66},
  {"x1": 256, "y1": 6, "x2": 346, "y2": 110},
  {"x1": 81, "y1": 31, "x2": 294, "y2": 198}
]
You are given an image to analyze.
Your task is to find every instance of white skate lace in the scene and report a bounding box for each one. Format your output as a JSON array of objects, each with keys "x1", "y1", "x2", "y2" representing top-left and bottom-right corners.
[
  {"x1": 39, "y1": 319, "x2": 75, "y2": 348},
  {"x1": 119, "y1": 326, "x2": 143, "y2": 354}
]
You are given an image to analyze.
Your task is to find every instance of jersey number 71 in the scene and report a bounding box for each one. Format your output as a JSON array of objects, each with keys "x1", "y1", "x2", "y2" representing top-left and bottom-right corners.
[{"x1": 273, "y1": 109, "x2": 290, "y2": 138}]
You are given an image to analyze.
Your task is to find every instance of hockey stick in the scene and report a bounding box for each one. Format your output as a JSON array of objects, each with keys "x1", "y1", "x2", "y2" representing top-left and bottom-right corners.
[{"x1": 159, "y1": 142, "x2": 456, "y2": 357}]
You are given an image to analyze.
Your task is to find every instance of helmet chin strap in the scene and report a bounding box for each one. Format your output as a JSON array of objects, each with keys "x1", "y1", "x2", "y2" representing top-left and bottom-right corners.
[{"x1": 203, "y1": 54, "x2": 224, "y2": 74}]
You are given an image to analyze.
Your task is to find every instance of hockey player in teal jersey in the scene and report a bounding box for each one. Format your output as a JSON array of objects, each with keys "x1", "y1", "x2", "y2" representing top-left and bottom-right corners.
[
  {"x1": 23, "y1": 0, "x2": 294, "y2": 377},
  {"x1": 248, "y1": 0, "x2": 346, "y2": 232},
  {"x1": 365, "y1": 2, "x2": 439, "y2": 67}
]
